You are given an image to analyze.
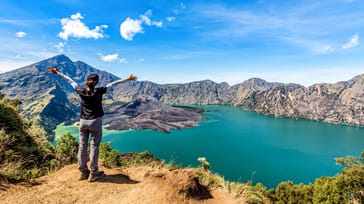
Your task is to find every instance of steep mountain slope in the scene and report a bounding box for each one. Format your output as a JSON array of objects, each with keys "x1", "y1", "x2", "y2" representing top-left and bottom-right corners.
[
  {"x1": 0, "y1": 55, "x2": 119, "y2": 138},
  {"x1": 113, "y1": 75, "x2": 364, "y2": 126},
  {"x1": 231, "y1": 76, "x2": 364, "y2": 126},
  {"x1": 111, "y1": 80, "x2": 235, "y2": 104}
]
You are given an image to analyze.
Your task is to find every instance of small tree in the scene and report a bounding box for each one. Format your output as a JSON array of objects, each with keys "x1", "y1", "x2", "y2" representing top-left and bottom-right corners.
[{"x1": 55, "y1": 133, "x2": 78, "y2": 166}]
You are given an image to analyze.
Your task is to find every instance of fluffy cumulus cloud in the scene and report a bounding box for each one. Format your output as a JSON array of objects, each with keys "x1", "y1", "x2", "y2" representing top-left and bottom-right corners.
[
  {"x1": 59, "y1": 13, "x2": 108, "y2": 40},
  {"x1": 120, "y1": 18, "x2": 143, "y2": 41},
  {"x1": 16, "y1": 31, "x2": 26, "y2": 38},
  {"x1": 120, "y1": 10, "x2": 163, "y2": 41},
  {"x1": 342, "y1": 34, "x2": 359, "y2": 49},
  {"x1": 97, "y1": 53, "x2": 119, "y2": 62}
]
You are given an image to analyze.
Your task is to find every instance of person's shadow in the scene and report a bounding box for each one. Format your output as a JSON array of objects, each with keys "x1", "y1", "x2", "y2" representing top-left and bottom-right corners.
[{"x1": 98, "y1": 173, "x2": 139, "y2": 184}]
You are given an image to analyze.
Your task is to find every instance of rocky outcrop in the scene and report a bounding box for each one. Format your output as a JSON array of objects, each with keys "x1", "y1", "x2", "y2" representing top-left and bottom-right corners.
[
  {"x1": 111, "y1": 80, "x2": 234, "y2": 104},
  {"x1": 230, "y1": 76, "x2": 364, "y2": 126},
  {"x1": 103, "y1": 97, "x2": 203, "y2": 133}
]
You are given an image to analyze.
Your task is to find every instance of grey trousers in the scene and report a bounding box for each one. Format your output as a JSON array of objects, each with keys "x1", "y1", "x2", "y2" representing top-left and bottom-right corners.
[{"x1": 78, "y1": 117, "x2": 103, "y2": 173}]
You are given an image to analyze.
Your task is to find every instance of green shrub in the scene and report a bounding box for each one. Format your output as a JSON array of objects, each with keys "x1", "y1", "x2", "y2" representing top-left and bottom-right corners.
[
  {"x1": 104, "y1": 150, "x2": 119, "y2": 168},
  {"x1": 264, "y1": 150, "x2": 364, "y2": 204},
  {"x1": 163, "y1": 159, "x2": 181, "y2": 171},
  {"x1": 119, "y1": 151, "x2": 162, "y2": 167},
  {"x1": 99, "y1": 142, "x2": 120, "y2": 168},
  {"x1": 0, "y1": 101, "x2": 57, "y2": 181},
  {"x1": 0, "y1": 101, "x2": 24, "y2": 133},
  {"x1": 55, "y1": 132, "x2": 78, "y2": 166}
]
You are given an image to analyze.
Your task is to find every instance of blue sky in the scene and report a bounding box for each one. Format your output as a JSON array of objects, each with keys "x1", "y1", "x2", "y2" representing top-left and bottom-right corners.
[{"x1": 0, "y1": 0, "x2": 363, "y2": 86}]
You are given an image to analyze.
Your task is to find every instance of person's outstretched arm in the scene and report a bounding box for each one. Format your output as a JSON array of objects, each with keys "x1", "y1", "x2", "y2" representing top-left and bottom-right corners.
[
  {"x1": 106, "y1": 75, "x2": 137, "y2": 88},
  {"x1": 47, "y1": 67, "x2": 78, "y2": 89}
]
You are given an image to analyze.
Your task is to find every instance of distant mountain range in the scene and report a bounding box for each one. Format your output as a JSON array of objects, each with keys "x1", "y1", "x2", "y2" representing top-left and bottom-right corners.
[{"x1": 1, "y1": 54, "x2": 363, "y2": 138}]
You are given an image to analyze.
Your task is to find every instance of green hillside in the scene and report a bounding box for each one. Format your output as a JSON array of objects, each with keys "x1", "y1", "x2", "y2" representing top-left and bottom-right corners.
[{"x1": 0, "y1": 97, "x2": 54, "y2": 181}]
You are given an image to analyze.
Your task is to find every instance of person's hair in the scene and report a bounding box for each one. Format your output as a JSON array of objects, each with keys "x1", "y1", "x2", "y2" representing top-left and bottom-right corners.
[{"x1": 86, "y1": 73, "x2": 99, "y2": 88}]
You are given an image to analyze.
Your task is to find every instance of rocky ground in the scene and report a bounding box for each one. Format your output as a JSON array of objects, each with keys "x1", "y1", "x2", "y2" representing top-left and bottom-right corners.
[{"x1": 0, "y1": 164, "x2": 247, "y2": 204}]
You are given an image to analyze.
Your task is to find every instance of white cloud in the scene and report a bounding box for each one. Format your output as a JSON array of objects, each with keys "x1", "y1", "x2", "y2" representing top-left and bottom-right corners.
[
  {"x1": 16, "y1": 31, "x2": 26, "y2": 38},
  {"x1": 58, "y1": 13, "x2": 108, "y2": 40},
  {"x1": 15, "y1": 54, "x2": 21, "y2": 58},
  {"x1": 140, "y1": 10, "x2": 163, "y2": 27},
  {"x1": 166, "y1": 17, "x2": 176, "y2": 22},
  {"x1": 140, "y1": 10, "x2": 153, "y2": 26},
  {"x1": 152, "y1": 21, "x2": 163, "y2": 27},
  {"x1": 119, "y1": 10, "x2": 163, "y2": 41},
  {"x1": 54, "y1": 42, "x2": 65, "y2": 53},
  {"x1": 342, "y1": 34, "x2": 359, "y2": 49},
  {"x1": 119, "y1": 58, "x2": 128, "y2": 64},
  {"x1": 97, "y1": 53, "x2": 119, "y2": 62},
  {"x1": 120, "y1": 18, "x2": 143, "y2": 41},
  {"x1": 139, "y1": 58, "x2": 145, "y2": 62}
]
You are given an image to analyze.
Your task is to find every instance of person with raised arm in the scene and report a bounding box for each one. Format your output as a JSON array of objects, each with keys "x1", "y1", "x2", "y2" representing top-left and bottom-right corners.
[{"x1": 48, "y1": 67, "x2": 137, "y2": 182}]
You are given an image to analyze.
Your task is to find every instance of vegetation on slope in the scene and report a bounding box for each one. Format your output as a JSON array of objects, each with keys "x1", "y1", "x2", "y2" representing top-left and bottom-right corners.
[
  {"x1": 98, "y1": 140, "x2": 364, "y2": 204},
  {"x1": 265, "y1": 152, "x2": 364, "y2": 204},
  {"x1": 0, "y1": 96, "x2": 54, "y2": 181}
]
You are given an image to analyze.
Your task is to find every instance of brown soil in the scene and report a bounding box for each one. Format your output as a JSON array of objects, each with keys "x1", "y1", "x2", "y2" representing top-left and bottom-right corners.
[{"x1": 0, "y1": 164, "x2": 247, "y2": 204}]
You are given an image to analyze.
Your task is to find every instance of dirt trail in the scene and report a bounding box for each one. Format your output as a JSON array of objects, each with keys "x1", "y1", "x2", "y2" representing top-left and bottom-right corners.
[{"x1": 0, "y1": 164, "x2": 247, "y2": 204}]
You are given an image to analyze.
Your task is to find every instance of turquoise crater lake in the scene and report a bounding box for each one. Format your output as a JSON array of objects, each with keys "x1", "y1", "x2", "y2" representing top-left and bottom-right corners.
[{"x1": 55, "y1": 105, "x2": 364, "y2": 188}]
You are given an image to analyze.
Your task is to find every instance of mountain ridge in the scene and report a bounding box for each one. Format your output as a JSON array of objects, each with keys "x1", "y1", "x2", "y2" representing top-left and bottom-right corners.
[{"x1": 1, "y1": 54, "x2": 363, "y2": 138}]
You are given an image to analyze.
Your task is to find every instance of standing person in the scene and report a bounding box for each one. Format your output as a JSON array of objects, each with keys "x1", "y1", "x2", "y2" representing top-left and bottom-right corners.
[{"x1": 48, "y1": 67, "x2": 137, "y2": 182}]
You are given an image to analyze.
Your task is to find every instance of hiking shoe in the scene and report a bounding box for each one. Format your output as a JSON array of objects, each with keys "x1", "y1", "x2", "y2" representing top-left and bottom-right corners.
[
  {"x1": 89, "y1": 171, "x2": 105, "y2": 182},
  {"x1": 79, "y1": 170, "x2": 90, "y2": 181}
]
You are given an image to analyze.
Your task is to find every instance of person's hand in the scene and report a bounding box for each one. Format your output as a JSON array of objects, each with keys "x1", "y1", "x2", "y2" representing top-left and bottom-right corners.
[
  {"x1": 47, "y1": 67, "x2": 59, "y2": 74},
  {"x1": 127, "y1": 74, "x2": 137, "y2": 81}
]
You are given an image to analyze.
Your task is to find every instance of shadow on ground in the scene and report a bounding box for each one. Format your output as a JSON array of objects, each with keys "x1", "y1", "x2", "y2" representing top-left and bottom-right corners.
[
  {"x1": 98, "y1": 173, "x2": 139, "y2": 184},
  {"x1": 0, "y1": 184, "x2": 9, "y2": 191},
  {"x1": 0, "y1": 176, "x2": 9, "y2": 191}
]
